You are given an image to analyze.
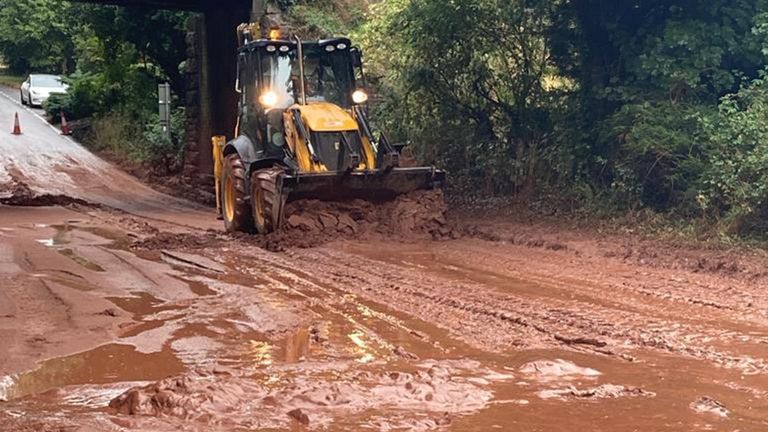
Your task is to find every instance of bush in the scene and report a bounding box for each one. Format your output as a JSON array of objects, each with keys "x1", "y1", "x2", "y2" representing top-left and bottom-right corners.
[
  {"x1": 137, "y1": 108, "x2": 186, "y2": 175},
  {"x1": 698, "y1": 73, "x2": 768, "y2": 234},
  {"x1": 604, "y1": 102, "x2": 710, "y2": 213},
  {"x1": 82, "y1": 107, "x2": 185, "y2": 175}
]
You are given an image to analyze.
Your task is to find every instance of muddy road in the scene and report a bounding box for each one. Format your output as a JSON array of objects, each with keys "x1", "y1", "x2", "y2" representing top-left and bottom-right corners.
[{"x1": 2, "y1": 87, "x2": 768, "y2": 431}]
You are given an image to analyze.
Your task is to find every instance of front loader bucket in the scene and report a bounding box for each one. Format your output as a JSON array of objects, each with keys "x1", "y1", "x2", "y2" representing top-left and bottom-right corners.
[{"x1": 278, "y1": 167, "x2": 445, "y2": 203}]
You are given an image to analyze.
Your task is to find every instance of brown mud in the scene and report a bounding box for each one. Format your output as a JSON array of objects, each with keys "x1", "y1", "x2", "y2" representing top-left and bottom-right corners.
[
  {"x1": 3, "y1": 190, "x2": 768, "y2": 430},
  {"x1": 264, "y1": 189, "x2": 453, "y2": 250},
  {"x1": 0, "y1": 177, "x2": 98, "y2": 208},
  {"x1": 133, "y1": 189, "x2": 452, "y2": 253}
]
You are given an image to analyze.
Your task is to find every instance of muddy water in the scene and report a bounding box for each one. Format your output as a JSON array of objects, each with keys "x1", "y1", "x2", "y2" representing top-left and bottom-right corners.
[{"x1": 3, "y1": 207, "x2": 768, "y2": 431}]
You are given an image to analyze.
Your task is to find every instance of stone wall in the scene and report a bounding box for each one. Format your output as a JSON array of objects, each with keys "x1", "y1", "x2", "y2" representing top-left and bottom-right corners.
[
  {"x1": 183, "y1": 7, "x2": 249, "y2": 180},
  {"x1": 184, "y1": 15, "x2": 204, "y2": 178}
]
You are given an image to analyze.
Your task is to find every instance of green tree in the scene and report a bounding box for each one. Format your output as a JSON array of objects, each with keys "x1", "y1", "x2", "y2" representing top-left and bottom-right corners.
[
  {"x1": 0, "y1": 0, "x2": 76, "y2": 73},
  {"x1": 549, "y1": 0, "x2": 768, "y2": 210},
  {"x1": 361, "y1": 0, "x2": 559, "y2": 194},
  {"x1": 67, "y1": 4, "x2": 189, "y2": 95}
]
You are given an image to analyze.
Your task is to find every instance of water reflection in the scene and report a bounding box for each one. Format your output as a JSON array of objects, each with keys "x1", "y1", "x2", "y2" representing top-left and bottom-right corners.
[{"x1": 348, "y1": 330, "x2": 376, "y2": 363}]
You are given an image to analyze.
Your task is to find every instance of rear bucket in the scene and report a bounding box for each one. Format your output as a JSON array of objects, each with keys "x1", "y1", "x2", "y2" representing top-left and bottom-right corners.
[{"x1": 278, "y1": 167, "x2": 446, "y2": 202}]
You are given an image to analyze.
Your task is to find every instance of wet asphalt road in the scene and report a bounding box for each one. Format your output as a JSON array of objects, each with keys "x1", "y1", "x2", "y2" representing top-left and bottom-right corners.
[{"x1": 0, "y1": 85, "x2": 216, "y2": 229}]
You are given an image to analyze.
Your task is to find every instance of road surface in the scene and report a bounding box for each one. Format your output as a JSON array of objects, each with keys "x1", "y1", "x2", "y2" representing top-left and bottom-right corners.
[
  {"x1": 1, "y1": 85, "x2": 767, "y2": 431},
  {"x1": 0, "y1": 85, "x2": 215, "y2": 229}
]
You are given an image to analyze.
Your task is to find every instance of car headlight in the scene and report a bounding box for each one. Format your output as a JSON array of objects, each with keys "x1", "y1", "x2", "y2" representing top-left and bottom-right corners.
[
  {"x1": 352, "y1": 89, "x2": 368, "y2": 104},
  {"x1": 259, "y1": 91, "x2": 278, "y2": 108}
]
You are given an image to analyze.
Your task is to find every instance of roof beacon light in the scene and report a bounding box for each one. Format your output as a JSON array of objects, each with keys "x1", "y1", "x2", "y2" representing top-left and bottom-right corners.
[{"x1": 269, "y1": 28, "x2": 280, "y2": 40}]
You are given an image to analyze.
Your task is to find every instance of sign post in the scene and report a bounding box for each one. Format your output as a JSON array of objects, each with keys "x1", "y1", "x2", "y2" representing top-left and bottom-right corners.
[{"x1": 158, "y1": 83, "x2": 171, "y2": 140}]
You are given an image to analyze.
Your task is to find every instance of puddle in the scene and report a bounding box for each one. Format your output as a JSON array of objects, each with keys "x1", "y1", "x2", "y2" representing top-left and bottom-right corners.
[
  {"x1": 119, "y1": 320, "x2": 167, "y2": 338},
  {"x1": 34, "y1": 225, "x2": 71, "y2": 247},
  {"x1": 1, "y1": 344, "x2": 184, "y2": 401},
  {"x1": 57, "y1": 248, "x2": 105, "y2": 272},
  {"x1": 107, "y1": 292, "x2": 183, "y2": 317},
  {"x1": 248, "y1": 340, "x2": 274, "y2": 367},
  {"x1": 33, "y1": 223, "x2": 130, "y2": 264},
  {"x1": 177, "y1": 277, "x2": 217, "y2": 297},
  {"x1": 78, "y1": 226, "x2": 132, "y2": 250},
  {"x1": 283, "y1": 327, "x2": 311, "y2": 363},
  {"x1": 48, "y1": 276, "x2": 95, "y2": 292}
]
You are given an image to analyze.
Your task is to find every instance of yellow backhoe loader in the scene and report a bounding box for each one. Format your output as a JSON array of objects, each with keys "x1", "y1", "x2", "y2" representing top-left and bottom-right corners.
[{"x1": 213, "y1": 24, "x2": 445, "y2": 233}]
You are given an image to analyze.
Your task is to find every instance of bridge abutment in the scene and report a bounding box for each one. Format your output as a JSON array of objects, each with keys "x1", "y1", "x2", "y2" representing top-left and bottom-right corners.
[{"x1": 184, "y1": 5, "x2": 249, "y2": 179}]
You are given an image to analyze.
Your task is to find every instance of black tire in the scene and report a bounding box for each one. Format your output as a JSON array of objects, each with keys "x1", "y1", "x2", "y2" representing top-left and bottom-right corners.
[
  {"x1": 250, "y1": 166, "x2": 286, "y2": 234},
  {"x1": 221, "y1": 153, "x2": 253, "y2": 233},
  {"x1": 20, "y1": 91, "x2": 26, "y2": 105}
]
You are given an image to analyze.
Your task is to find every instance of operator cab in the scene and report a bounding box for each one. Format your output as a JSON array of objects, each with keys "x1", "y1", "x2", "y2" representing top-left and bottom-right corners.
[{"x1": 236, "y1": 36, "x2": 368, "y2": 161}]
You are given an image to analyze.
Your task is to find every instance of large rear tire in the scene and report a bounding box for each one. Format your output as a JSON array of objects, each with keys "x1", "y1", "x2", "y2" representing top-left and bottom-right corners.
[
  {"x1": 221, "y1": 153, "x2": 253, "y2": 233},
  {"x1": 250, "y1": 166, "x2": 286, "y2": 234}
]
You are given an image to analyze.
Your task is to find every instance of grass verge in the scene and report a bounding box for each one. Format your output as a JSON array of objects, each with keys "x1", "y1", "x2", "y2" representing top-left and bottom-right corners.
[{"x1": 0, "y1": 68, "x2": 23, "y2": 88}]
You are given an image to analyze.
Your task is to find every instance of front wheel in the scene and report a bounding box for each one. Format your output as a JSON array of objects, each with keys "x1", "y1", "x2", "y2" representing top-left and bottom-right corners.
[
  {"x1": 220, "y1": 153, "x2": 253, "y2": 233},
  {"x1": 250, "y1": 166, "x2": 286, "y2": 234},
  {"x1": 20, "y1": 91, "x2": 26, "y2": 105}
]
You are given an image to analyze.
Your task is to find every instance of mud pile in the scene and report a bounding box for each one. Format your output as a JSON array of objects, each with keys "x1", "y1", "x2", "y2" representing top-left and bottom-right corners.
[
  {"x1": 537, "y1": 384, "x2": 654, "y2": 400},
  {"x1": 108, "y1": 361, "x2": 493, "y2": 429},
  {"x1": 0, "y1": 179, "x2": 94, "y2": 207},
  {"x1": 261, "y1": 189, "x2": 454, "y2": 251}
]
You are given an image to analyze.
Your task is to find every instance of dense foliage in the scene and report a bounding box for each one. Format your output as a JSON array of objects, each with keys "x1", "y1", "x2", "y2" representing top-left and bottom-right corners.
[{"x1": 355, "y1": 0, "x2": 768, "y2": 234}]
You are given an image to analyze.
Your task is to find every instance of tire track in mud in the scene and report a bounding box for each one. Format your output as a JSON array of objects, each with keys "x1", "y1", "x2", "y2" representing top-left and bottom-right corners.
[
  {"x1": 237, "y1": 244, "x2": 768, "y2": 376},
  {"x1": 225, "y1": 250, "x2": 454, "y2": 362},
  {"x1": 442, "y1": 241, "x2": 768, "y2": 319}
]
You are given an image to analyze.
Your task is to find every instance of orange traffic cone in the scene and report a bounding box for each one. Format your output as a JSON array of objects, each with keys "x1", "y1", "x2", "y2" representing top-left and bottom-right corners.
[
  {"x1": 11, "y1": 112, "x2": 21, "y2": 135},
  {"x1": 60, "y1": 111, "x2": 70, "y2": 135}
]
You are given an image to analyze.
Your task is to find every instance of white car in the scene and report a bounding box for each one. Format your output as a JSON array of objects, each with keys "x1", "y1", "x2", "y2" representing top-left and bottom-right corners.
[{"x1": 20, "y1": 74, "x2": 68, "y2": 107}]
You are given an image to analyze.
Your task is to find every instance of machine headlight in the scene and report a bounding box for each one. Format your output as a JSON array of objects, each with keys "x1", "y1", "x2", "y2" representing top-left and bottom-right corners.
[
  {"x1": 336, "y1": 43, "x2": 348, "y2": 50},
  {"x1": 279, "y1": 45, "x2": 290, "y2": 52},
  {"x1": 259, "y1": 91, "x2": 278, "y2": 108},
  {"x1": 352, "y1": 89, "x2": 368, "y2": 104},
  {"x1": 266, "y1": 45, "x2": 277, "y2": 52},
  {"x1": 325, "y1": 45, "x2": 336, "y2": 52}
]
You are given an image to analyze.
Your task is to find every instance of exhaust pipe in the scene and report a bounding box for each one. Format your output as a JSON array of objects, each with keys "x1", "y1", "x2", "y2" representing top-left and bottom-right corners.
[{"x1": 294, "y1": 35, "x2": 307, "y2": 106}]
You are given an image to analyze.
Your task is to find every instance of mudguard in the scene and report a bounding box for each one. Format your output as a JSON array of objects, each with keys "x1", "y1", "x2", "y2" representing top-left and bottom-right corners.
[
  {"x1": 223, "y1": 135, "x2": 262, "y2": 165},
  {"x1": 223, "y1": 135, "x2": 289, "y2": 198}
]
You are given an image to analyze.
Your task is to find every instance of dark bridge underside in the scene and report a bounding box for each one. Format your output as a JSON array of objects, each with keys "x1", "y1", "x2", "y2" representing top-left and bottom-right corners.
[{"x1": 72, "y1": 0, "x2": 249, "y2": 11}]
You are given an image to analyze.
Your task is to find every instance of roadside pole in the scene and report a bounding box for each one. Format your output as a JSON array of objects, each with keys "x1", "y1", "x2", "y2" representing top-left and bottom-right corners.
[{"x1": 158, "y1": 83, "x2": 171, "y2": 140}]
